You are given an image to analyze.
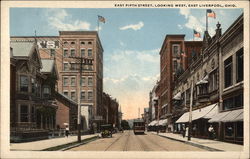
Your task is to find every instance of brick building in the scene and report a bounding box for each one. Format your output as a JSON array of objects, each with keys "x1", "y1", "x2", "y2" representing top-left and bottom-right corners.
[{"x1": 11, "y1": 31, "x2": 104, "y2": 131}]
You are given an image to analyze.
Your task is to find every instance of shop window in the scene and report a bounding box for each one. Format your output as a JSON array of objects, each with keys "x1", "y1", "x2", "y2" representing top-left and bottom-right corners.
[
  {"x1": 235, "y1": 93, "x2": 243, "y2": 108},
  {"x1": 31, "y1": 106, "x2": 35, "y2": 122},
  {"x1": 20, "y1": 75, "x2": 29, "y2": 92},
  {"x1": 236, "y1": 122, "x2": 243, "y2": 137},
  {"x1": 224, "y1": 56, "x2": 232, "y2": 88},
  {"x1": 236, "y1": 48, "x2": 243, "y2": 83},
  {"x1": 20, "y1": 105, "x2": 29, "y2": 122},
  {"x1": 225, "y1": 123, "x2": 234, "y2": 137},
  {"x1": 43, "y1": 85, "x2": 50, "y2": 98}
]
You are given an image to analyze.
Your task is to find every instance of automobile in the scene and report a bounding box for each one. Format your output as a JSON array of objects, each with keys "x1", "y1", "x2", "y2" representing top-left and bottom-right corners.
[{"x1": 100, "y1": 124, "x2": 113, "y2": 138}]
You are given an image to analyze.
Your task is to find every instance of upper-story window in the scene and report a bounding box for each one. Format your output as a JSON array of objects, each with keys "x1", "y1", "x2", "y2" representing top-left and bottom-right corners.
[
  {"x1": 173, "y1": 60, "x2": 177, "y2": 72},
  {"x1": 31, "y1": 78, "x2": 35, "y2": 93},
  {"x1": 88, "y1": 91, "x2": 93, "y2": 100},
  {"x1": 88, "y1": 77, "x2": 93, "y2": 86},
  {"x1": 43, "y1": 85, "x2": 50, "y2": 98},
  {"x1": 209, "y1": 70, "x2": 218, "y2": 92},
  {"x1": 71, "y1": 77, "x2": 76, "y2": 86},
  {"x1": 70, "y1": 49, "x2": 76, "y2": 57},
  {"x1": 81, "y1": 49, "x2": 85, "y2": 57},
  {"x1": 172, "y1": 45, "x2": 180, "y2": 56},
  {"x1": 63, "y1": 41, "x2": 68, "y2": 45},
  {"x1": 63, "y1": 77, "x2": 69, "y2": 86},
  {"x1": 223, "y1": 93, "x2": 243, "y2": 110},
  {"x1": 50, "y1": 49, "x2": 55, "y2": 57},
  {"x1": 81, "y1": 77, "x2": 86, "y2": 86},
  {"x1": 63, "y1": 63, "x2": 69, "y2": 71},
  {"x1": 20, "y1": 75, "x2": 29, "y2": 92},
  {"x1": 70, "y1": 63, "x2": 77, "y2": 71},
  {"x1": 80, "y1": 41, "x2": 85, "y2": 45},
  {"x1": 71, "y1": 41, "x2": 75, "y2": 45},
  {"x1": 63, "y1": 91, "x2": 68, "y2": 97},
  {"x1": 236, "y1": 48, "x2": 243, "y2": 83},
  {"x1": 81, "y1": 91, "x2": 86, "y2": 100},
  {"x1": 63, "y1": 49, "x2": 68, "y2": 57},
  {"x1": 88, "y1": 41, "x2": 92, "y2": 45},
  {"x1": 224, "y1": 56, "x2": 233, "y2": 88},
  {"x1": 88, "y1": 49, "x2": 92, "y2": 57},
  {"x1": 71, "y1": 91, "x2": 76, "y2": 101}
]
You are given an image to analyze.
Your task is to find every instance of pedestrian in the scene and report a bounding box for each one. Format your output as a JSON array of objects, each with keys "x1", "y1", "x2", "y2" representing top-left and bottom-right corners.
[
  {"x1": 185, "y1": 126, "x2": 189, "y2": 137},
  {"x1": 65, "y1": 125, "x2": 69, "y2": 138},
  {"x1": 208, "y1": 125, "x2": 214, "y2": 139}
]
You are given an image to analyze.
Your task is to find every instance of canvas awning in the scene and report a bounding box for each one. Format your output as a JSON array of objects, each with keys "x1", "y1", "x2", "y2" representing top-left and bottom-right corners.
[
  {"x1": 208, "y1": 109, "x2": 243, "y2": 123},
  {"x1": 175, "y1": 103, "x2": 218, "y2": 123},
  {"x1": 159, "y1": 119, "x2": 168, "y2": 126},
  {"x1": 220, "y1": 109, "x2": 243, "y2": 122},
  {"x1": 148, "y1": 120, "x2": 158, "y2": 126},
  {"x1": 173, "y1": 92, "x2": 182, "y2": 100}
]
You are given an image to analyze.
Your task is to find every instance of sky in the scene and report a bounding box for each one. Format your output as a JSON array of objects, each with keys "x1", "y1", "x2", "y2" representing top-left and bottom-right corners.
[{"x1": 10, "y1": 8, "x2": 243, "y2": 119}]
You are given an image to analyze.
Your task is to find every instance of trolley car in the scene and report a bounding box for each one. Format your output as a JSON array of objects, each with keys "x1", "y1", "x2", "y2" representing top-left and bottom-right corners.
[{"x1": 133, "y1": 120, "x2": 145, "y2": 134}]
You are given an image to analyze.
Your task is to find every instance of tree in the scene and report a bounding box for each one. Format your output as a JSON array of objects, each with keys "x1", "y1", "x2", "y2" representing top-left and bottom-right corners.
[{"x1": 121, "y1": 120, "x2": 130, "y2": 130}]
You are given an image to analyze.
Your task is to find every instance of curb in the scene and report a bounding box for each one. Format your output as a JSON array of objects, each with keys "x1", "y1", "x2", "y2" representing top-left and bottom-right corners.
[
  {"x1": 154, "y1": 133, "x2": 223, "y2": 152},
  {"x1": 42, "y1": 135, "x2": 99, "y2": 151}
]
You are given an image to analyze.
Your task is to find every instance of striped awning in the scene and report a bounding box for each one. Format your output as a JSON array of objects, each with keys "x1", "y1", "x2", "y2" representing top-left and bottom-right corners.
[{"x1": 208, "y1": 109, "x2": 243, "y2": 123}]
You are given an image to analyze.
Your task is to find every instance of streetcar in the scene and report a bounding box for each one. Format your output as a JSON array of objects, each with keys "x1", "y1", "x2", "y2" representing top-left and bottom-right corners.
[{"x1": 133, "y1": 119, "x2": 145, "y2": 135}]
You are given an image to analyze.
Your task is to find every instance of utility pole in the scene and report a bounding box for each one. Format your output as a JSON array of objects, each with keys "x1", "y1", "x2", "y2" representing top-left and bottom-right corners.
[
  {"x1": 188, "y1": 81, "x2": 193, "y2": 141},
  {"x1": 69, "y1": 55, "x2": 93, "y2": 143}
]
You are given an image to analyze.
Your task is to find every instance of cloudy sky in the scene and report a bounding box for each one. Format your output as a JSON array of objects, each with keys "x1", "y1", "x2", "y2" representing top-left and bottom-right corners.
[{"x1": 10, "y1": 8, "x2": 243, "y2": 119}]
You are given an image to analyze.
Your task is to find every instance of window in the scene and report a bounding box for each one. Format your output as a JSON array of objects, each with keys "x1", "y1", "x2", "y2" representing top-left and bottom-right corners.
[
  {"x1": 63, "y1": 63, "x2": 69, "y2": 71},
  {"x1": 20, "y1": 75, "x2": 29, "y2": 92},
  {"x1": 236, "y1": 122, "x2": 243, "y2": 138},
  {"x1": 71, "y1": 77, "x2": 76, "y2": 86},
  {"x1": 209, "y1": 70, "x2": 218, "y2": 92},
  {"x1": 81, "y1": 77, "x2": 86, "y2": 86},
  {"x1": 173, "y1": 45, "x2": 180, "y2": 56},
  {"x1": 63, "y1": 91, "x2": 68, "y2": 96},
  {"x1": 43, "y1": 85, "x2": 50, "y2": 98},
  {"x1": 223, "y1": 93, "x2": 243, "y2": 110},
  {"x1": 236, "y1": 48, "x2": 243, "y2": 83},
  {"x1": 70, "y1": 63, "x2": 77, "y2": 70},
  {"x1": 88, "y1": 49, "x2": 92, "y2": 57},
  {"x1": 224, "y1": 56, "x2": 232, "y2": 88},
  {"x1": 31, "y1": 78, "x2": 35, "y2": 93},
  {"x1": 63, "y1": 77, "x2": 69, "y2": 86},
  {"x1": 50, "y1": 49, "x2": 55, "y2": 57},
  {"x1": 80, "y1": 41, "x2": 85, "y2": 45},
  {"x1": 71, "y1": 41, "x2": 75, "y2": 45},
  {"x1": 88, "y1": 77, "x2": 93, "y2": 86},
  {"x1": 31, "y1": 106, "x2": 35, "y2": 122},
  {"x1": 88, "y1": 91, "x2": 93, "y2": 100},
  {"x1": 63, "y1": 41, "x2": 68, "y2": 45},
  {"x1": 88, "y1": 65, "x2": 93, "y2": 71},
  {"x1": 63, "y1": 49, "x2": 68, "y2": 57},
  {"x1": 173, "y1": 60, "x2": 177, "y2": 72},
  {"x1": 81, "y1": 49, "x2": 85, "y2": 57},
  {"x1": 70, "y1": 49, "x2": 76, "y2": 57},
  {"x1": 225, "y1": 123, "x2": 234, "y2": 137},
  {"x1": 81, "y1": 91, "x2": 86, "y2": 100},
  {"x1": 88, "y1": 41, "x2": 92, "y2": 45},
  {"x1": 71, "y1": 91, "x2": 76, "y2": 101},
  {"x1": 20, "y1": 105, "x2": 29, "y2": 122}
]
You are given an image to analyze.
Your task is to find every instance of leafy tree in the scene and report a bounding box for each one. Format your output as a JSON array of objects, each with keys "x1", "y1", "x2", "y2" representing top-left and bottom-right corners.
[{"x1": 121, "y1": 120, "x2": 130, "y2": 130}]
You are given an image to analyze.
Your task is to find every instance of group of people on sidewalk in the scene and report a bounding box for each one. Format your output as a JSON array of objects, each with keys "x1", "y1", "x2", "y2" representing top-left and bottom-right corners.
[{"x1": 181, "y1": 124, "x2": 215, "y2": 139}]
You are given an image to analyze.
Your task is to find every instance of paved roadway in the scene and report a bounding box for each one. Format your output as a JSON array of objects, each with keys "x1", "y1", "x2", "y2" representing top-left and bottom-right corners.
[{"x1": 68, "y1": 130, "x2": 206, "y2": 151}]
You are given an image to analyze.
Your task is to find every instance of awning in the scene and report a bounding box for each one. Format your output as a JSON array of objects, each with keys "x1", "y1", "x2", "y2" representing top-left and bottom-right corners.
[
  {"x1": 208, "y1": 109, "x2": 243, "y2": 123},
  {"x1": 196, "y1": 75, "x2": 208, "y2": 85},
  {"x1": 148, "y1": 120, "x2": 158, "y2": 126},
  {"x1": 220, "y1": 109, "x2": 243, "y2": 122},
  {"x1": 175, "y1": 103, "x2": 218, "y2": 123},
  {"x1": 208, "y1": 111, "x2": 231, "y2": 123},
  {"x1": 173, "y1": 92, "x2": 182, "y2": 100},
  {"x1": 159, "y1": 119, "x2": 168, "y2": 126}
]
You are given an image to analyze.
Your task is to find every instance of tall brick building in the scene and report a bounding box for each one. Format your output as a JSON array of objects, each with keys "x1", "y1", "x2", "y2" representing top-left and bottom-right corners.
[{"x1": 11, "y1": 31, "x2": 103, "y2": 131}]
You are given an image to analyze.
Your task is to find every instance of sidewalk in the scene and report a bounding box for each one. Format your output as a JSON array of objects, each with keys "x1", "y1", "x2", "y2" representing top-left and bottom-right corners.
[
  {"x1": 149, "y1": 132, "x2": 243, "y2": 151},
  {"x1": 10, "y1": 134, "x2": 98, "y2": 151}
]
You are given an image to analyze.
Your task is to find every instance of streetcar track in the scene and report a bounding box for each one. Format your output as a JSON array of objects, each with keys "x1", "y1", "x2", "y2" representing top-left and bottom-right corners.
[
  {"x1": 135, "y1": 134, "x2": 151, "y2": 151},
  {"x1": 145, "y1": 134, "x2": 169, "y2": 151},
  {"x1": 122, "y1": 130, "x2": 131, "y2": 151},
  {"x1": 104, "y1": 131, "x2": 127, "y2": 151}
]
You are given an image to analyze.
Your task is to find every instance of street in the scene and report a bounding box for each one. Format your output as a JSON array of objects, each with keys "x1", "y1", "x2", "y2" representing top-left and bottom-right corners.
[{"x1": 68, "y1": 130, "x2": 206, "y2": 151}]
